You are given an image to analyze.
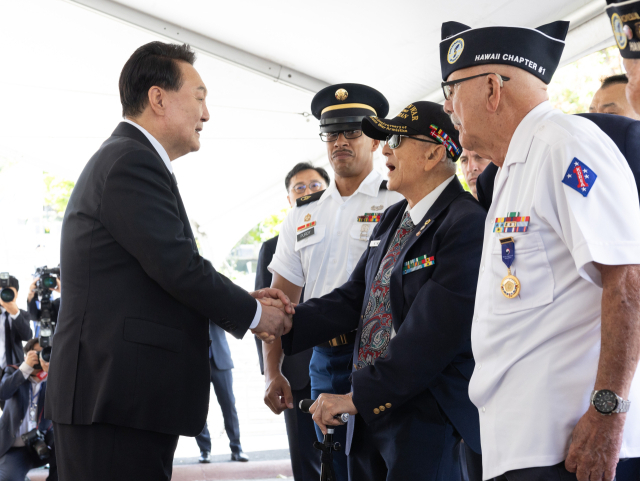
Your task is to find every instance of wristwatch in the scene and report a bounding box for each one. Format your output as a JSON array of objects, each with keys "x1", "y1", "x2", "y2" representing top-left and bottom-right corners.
[{"x1": 591, "y1": 389, "x2": 631, "y2": 415}]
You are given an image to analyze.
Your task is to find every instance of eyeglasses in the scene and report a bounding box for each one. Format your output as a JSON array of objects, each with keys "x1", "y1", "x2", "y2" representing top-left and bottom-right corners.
[
  {"x1": 441, "y1": 73, "x2": 510, "y2": 101},
  {"x1": 385, "y1": 134, "x2": 439, "y2": 150},
  {"x1": 319, "y1": 130, "x2": 363, "y2": 142},
  {"x1": 291, "y1": 181, "x2": 324, "y2": 195}
]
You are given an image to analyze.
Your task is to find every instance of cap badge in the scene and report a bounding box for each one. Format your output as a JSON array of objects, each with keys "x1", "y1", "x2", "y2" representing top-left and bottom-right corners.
[
  {"x1": 447, "y1": 38, "x2": 464, "y2": 64},
  {"x1": 612, "y1": 14, "x2": 628, "y2": 49},
  {"x1": 304, "y1": 214, "x2": 311, "y2": 222},
  {"x1": 335, "y1": 88, "x2": 349, "y2": 101}
]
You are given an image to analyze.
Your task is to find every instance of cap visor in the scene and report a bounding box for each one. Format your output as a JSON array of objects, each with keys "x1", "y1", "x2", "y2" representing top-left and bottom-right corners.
[
  {"x1": 320, "y1": 122, "x2": 364, "y2": 134},
  {"x1": 361, "y1": 116, "x2": 420, "y2": 141}
]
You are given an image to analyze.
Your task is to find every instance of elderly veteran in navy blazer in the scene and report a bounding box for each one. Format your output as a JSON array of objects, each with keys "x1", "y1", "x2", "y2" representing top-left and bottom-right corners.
[{"x1": 281, "y1": 101, "x2": 485, "y2": 481}]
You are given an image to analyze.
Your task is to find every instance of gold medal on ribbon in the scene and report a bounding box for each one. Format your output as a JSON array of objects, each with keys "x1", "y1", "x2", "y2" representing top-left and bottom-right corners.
[{"x1": 499, "y1": 237, "x2": 520, "y2": 299}]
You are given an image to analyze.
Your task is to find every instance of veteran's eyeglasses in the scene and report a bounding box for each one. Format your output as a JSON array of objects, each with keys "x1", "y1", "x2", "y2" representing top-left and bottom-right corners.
[
  {"x1": 319, "y1": 130, "x2": 363, "y2": 142},
  {"x1": 291, "y1": 181, "x2": 325, "y2": 195},
  {"x1": 441, "y1": 73, "x2": 510, "y2": 101},
  {"x1": 385, "y1": 134, "x2": 439, "y2": 150}
]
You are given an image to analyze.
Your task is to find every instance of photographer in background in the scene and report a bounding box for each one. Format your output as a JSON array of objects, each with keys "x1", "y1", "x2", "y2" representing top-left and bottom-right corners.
[
  {"x1": 0, "y1": 274, "x2": 33, "y2": 374},
  {"x1": 0, "y1": 338, "x2": 57, "y2": 481},
  {"x1": 27, "y1": 275, "x2": 61, "y2": 338}
]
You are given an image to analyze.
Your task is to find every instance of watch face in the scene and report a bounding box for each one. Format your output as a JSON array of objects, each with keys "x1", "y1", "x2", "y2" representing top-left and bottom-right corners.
[{"x1": 594, "y1": 390, "x2": 619, "y2": 414}]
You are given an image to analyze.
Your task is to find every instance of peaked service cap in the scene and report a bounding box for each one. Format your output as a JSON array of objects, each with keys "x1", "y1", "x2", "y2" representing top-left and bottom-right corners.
[
  {"x1": 311, "y1": 83, "x2": 389, "y2": 134},
  {"x1": 361, "y1": 101, "x2": 462, "y2": 161},
  {"x1": 606, "y1": 0, "x2": 640, "y2": 59},
  {"x1": 440, "y1": 21, "x2": 569, "y2": 84}
]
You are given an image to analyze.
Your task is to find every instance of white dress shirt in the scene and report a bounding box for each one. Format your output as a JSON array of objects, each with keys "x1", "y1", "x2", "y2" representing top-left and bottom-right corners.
[
  {"x1": 122, "y1": 119, "x2": 261, "y2": 328},
  {"x1": 470, "y1": 101, "x2": 640, "y2": 478},
  {"x1": 0, "y1": 308, "x2": 20, "y2": 369},
  {"x1": 405, "y1": 175, "x2": 455, "y2": 225},
  {"x1": 269, "y1": 170, "x2": 403, "y2": 301}
]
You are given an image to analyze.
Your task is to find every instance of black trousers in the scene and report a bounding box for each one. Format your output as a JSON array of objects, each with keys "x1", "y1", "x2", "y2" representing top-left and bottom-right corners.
[
  {"x1": 194, "y1": 364, "x2": 241, "y2": 454},
  {"x1": 284, "y1": 382, "x2": 321, "y2": 481},
  {"x1": 53, "y1": 422, "x2": 179, "y2": 481},
  {"x1": 347, "y1": 412, "x2": 462, "y2": 481}
]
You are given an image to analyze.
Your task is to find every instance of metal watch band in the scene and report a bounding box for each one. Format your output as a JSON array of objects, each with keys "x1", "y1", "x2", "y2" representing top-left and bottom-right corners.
[{"x1": 591, "y1": 389, "x2": 631, "y2": 414}]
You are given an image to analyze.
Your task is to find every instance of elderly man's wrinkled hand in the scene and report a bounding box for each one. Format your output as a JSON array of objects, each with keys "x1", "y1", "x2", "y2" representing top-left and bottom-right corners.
[{"x1": 565, "y1": 407, "x2": 625, "y2": 481}]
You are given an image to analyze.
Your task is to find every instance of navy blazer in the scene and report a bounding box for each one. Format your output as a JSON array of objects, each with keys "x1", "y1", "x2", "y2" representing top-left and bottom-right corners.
[
  {"x1": 476, "y1": 113, "x2": 640, "y2": 211},
  {"x1": 209, "y1": 321, "x2": 233, "y2": 371},
  {"x1": 254, "y1": 236, "x2": 312, "y2": 391},
  {"x1": 0, "y1": 366, "x2": 52, "y2": 457},
  {"x1": 283, "y1": 179, "x2": 485, "y2": 454}
]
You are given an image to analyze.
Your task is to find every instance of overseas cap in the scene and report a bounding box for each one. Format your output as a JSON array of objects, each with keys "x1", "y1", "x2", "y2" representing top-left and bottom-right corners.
[
  {"x1": 606, "y1": 0, "x2": 640, "y2": 59},
  {"x1": 440, "y1": 21, "x2": 569, "y2": 84},
  {"x1": 311, "y1": 83, "x2": 389, "y2": 134},
  {"x1": 361, "y1": 101, "x2": 462, "y2": 161}
]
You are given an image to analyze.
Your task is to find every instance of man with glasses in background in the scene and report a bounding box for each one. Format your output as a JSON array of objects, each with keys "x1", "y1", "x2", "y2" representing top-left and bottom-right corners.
[
  {"x1": 261, "y1": 84, "x2": 402, "y2": 480},
  {"x1": 255, "y1": 162, "x2": 329, "y2": 480}
]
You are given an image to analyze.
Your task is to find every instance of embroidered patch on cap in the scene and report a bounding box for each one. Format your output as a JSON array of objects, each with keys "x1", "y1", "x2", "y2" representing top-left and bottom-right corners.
[{"x1": 562, "y1": 158, "x2": 597, "y2": 197}]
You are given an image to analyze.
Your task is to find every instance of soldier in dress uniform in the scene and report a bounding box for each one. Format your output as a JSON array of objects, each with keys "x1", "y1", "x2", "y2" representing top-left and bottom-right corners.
[{"x1": 263, "y1": 83, "x2": 403, "y2": 480}]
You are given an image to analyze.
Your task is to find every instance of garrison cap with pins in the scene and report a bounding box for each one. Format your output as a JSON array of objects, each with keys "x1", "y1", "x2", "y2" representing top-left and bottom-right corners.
[
  {"x1": 361, "y1": 101, "x2": 462, "y2": 161},
  {"x1": 606, "y1": 0, "x2": 640, "y2": 59},
  {"x1": 439, "y1": 21, "x2": 569, "y2": 84},
  {"x1": 311, "y1": 83, "x2": 389, "y2": 133}
]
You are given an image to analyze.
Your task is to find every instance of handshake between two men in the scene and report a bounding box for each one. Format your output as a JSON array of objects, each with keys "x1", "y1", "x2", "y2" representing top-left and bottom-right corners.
[{"x1": 250, "y1": 288, "x2": 295, "y2": 344}]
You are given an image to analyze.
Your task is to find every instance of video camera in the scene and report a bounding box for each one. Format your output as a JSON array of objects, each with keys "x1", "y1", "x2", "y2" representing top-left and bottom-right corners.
[
  {"x1": 0, "y1": 272, "x2": 15, "y2": 302},
  {"x1": 34, "y1": 265, "x2": 60, "y2": 350}
]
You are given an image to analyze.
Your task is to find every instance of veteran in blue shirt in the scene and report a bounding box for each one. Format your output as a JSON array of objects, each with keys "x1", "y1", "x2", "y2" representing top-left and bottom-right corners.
[{"x1": 281, "y1": 101, "x2": 485, "y2": 481}]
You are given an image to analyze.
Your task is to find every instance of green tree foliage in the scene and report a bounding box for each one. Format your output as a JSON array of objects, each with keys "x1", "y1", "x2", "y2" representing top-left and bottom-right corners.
[
  {"x1": 549, "y1": 46, "x2": 623, "y2": 114},
  {"x1": 43, "y1": 173, "x2": 75, "y2": 220},
  {"x1": 235, "y1": 207, "x2": 289, "y2": 247}
]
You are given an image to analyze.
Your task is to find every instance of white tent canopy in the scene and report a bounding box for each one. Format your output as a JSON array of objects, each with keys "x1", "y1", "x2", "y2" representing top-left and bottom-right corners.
[{"x1": 0, "y1": 0, "x2": 616, "y2": 265}]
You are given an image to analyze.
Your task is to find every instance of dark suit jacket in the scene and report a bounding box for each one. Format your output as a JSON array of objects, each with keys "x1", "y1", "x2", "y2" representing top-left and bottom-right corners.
[
  {"x1": 45, "y1": 122, "x2": 257, "y2": 436},
  {"x1": 2, "y1": 309, "x2": 31, "y2": 369},
  {"x1": 476, "y1": 113, "x2": 640, "y2": 211},
  {"x1": 0, "y1": 366, "x2": 52, "y2": 458},
  {"x1": 254, "y1": 236, "x2": 312, "y2": 391},
  {"x1": 209, "y1": 321, "x2": 233, "y2": 371},
  {"x1": 283, "y1": 179, "x2": 484, "y2": 454}
]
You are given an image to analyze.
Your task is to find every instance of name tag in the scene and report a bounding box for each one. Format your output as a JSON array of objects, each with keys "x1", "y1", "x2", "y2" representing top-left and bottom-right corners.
[
  {"x1": 297, "y1": 227, "x2": 315, "y2": 242},
  {"x1": 370, "y1": 240, "x2": 380, "y2": 247}
]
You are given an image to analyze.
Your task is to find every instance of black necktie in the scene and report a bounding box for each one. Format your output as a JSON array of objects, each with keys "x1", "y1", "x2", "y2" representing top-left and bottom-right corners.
[{"x1": 4, "y1": 312, "x2": 13, "y2": 367}]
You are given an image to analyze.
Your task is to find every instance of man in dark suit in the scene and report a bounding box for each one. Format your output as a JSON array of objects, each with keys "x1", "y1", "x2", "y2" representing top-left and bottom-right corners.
[
  {"x1": 255, "y1": 162, "x2": 330, "y2": 480},
  {"x1": 45, "y1": 41, "x2": 292, "y2": 481},
  {"x1": 280, "y1": 102, "x2": 484, "y2": 480},
  {"x1": 0, "y1": 338, "x2": 56, "y2": 481},
  {"x1": 195, "y1": 321, "x2": 248, "y2": 463},
  {"x1": 0, "y1": 276, "x2": 32, "y2": 374}
]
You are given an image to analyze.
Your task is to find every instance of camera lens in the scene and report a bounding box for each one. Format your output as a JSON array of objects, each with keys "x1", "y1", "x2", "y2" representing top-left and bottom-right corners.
[
  {"x1": 0, "y1": 288, "x2": 14, "y2": 303},
  {"x1": 42, "y1": 277, "x2": 57, "y2": 289},
  {"x1": 40, "y1": 346, "x2": 52, "y2": 363}
]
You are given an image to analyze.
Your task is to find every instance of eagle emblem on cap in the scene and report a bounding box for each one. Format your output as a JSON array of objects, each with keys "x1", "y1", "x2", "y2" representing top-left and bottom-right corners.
[
  {"x1": 447, "y1": 38, "x2": 465, "y2": 64},
  {"x1": 335, "y1": 88, "x2": 349, "y2": 101},
  {"x1": 612, "y1": 14, "x2": 628, "y2": 49}
]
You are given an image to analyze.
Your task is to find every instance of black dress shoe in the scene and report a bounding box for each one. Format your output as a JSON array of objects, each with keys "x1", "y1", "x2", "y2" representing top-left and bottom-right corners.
[
  {"x1": 231, "y1": 451, "x2": 249, "y2": 462},
  {"x1": 199, "y1": 451, "x2": 211, "y2": 463}
]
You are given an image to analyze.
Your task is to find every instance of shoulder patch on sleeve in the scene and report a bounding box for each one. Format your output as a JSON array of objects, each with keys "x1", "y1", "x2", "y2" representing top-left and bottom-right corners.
[
  {"x1": 380, "y1": 180, "x2": 388, "y2": 190},
  {"x1": 296, "y1": 190, "x2": 325, "y2": 206},
  {"x1": 562, "y1": 157, "x2": 597, "y2": 197}
]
